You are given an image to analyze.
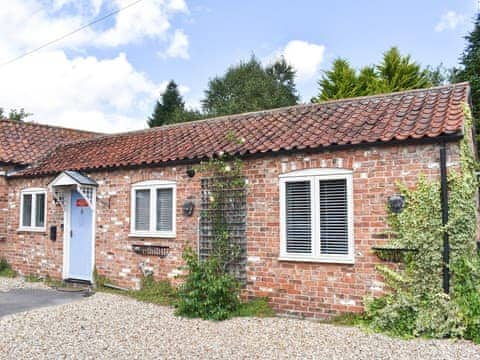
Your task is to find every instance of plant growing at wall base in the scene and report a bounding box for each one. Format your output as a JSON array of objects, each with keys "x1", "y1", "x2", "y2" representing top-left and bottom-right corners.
[
  {"x1": 177, "y1": 137, "x2": 246, "y2": 320},
  {"x1": 365, "y1": 104, "x2": 480, "y2": 342},
  {"x1": 175, "y1": 247, "x2": 240, "y2": 320},
  {"x1": 0, "y1": 259, "x2": 16, "y2": 278},
  {"x1": 128, "y1": 274, "x2": 178, "y2": 306}
]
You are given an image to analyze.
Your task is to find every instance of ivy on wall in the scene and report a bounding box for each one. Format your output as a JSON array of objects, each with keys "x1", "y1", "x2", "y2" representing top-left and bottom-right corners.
[{"x1": 366, "y1": 104, "x2": 480, "y2": 342}]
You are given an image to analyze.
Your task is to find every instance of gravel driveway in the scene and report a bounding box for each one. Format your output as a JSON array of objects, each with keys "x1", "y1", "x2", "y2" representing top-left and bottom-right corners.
[{"x1": 0, "y1": 278, "x2": 479, "y2": 359}]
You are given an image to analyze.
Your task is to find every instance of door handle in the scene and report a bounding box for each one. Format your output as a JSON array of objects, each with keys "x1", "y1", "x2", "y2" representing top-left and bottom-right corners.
[{"x1": 70, "y1": 230, "x2": 73, "y2": 238}]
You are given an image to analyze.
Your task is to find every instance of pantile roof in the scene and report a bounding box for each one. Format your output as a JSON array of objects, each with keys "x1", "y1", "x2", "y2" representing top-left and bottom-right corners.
[
  {"x1": 16, "y1": 83, "x2": 469, "y2": 176},
  {"x1": 0, "y1": 119, "x2": 100, "y2": 165}
]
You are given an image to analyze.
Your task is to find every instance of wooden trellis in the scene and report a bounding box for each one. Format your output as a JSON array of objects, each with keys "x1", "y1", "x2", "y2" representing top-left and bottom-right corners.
[{"x1": 199, "y1": 177, "x2": 247, "y2": 284}]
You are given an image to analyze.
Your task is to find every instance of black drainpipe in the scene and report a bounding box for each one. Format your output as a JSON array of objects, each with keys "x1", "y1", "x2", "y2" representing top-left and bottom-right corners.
[{"x1": 440, "y1": 142, "x2": 450, "y2": 294}]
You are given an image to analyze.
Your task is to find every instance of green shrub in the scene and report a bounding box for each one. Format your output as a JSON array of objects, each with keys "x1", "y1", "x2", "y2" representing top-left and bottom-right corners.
[
  {"x1": 176, "y1": 248, "x2": 240, "y2": 320},
  {"x1": 451, "y1": 257, "x2": 480, "y2": 343},
  {"x1": 0, "y1": 258, "x2": 16, "y2": 278},
  {"x1": 366, "y1": 294, "x2": 418, "y2": 338}
]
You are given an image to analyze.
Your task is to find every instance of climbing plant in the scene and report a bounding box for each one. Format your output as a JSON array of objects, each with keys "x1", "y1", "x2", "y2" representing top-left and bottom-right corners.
[
  {"x1": 176, "y1": 135, "x2": 247, "y2": 320},
  {"x1": 366, "y1": 104, "x2": 480, "y2": 342}
]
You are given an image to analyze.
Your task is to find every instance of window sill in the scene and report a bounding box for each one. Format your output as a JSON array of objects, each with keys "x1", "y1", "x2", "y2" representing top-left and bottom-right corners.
[
  {"x1": 278, "y1": 256, "x2": 355, "y2": 265},
  {"x1": 128, "y1": 232, "x2": 176, "y2": 239},
  {"x1": 17, "y1": 228, "x2": 47, "y2": 234}
]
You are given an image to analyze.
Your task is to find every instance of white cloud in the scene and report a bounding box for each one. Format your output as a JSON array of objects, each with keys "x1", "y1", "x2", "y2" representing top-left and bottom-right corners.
[
  {"x1": 0, "y1": 51, "x2": 159, "y2": 132},
  {"x1": 167, "y1": 0, "x2": 188, "y2": 13},
  {"x1": 435, "y1": 11, "x2": 465, "y2": 32},
  {"x1": 0, "y1": 0, "x2": 191, "y2": 133},
  {"x1": 272, "y1": 40, "x2": 325, "y2": 82},
  {"x1": 95, "y1": 0, "x2": 188, "y2": 47},
  {"x1": 161, "y1": 29, "x2": 190, "y2": 59},
  {"x1": 0, "y1": 0, "x2": 190, "y2": 57}
]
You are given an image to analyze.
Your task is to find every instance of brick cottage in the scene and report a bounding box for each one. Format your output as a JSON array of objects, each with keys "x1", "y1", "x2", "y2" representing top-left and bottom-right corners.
[{"x1": 0, "y1": 83, "x2": 475, "y2": 318}]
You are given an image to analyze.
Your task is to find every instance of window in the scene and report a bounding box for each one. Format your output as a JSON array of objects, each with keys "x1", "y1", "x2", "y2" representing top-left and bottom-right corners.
[
  {"x1": 130, "y1": 180, "x2": 176, "y2": 237},
  {"x1": 279, "y1": 169, "x2": 354, "y2": 263},
  {"x1": 19, "y1": 188, "x2": 47, "y2": 231}
]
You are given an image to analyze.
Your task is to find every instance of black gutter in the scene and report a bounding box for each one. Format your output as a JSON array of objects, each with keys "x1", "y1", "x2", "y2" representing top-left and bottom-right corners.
[{"x1": 440, "y1": 141, "x2": 450, "y2": 294}]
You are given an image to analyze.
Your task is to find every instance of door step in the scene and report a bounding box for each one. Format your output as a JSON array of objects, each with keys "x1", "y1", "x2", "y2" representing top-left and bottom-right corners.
[
  {"x1": 59, "y1": 278, "x2": 94, "y2": 297},
  {"x1": 63, "y1": 278, "x2": 92, "y2": 287}
]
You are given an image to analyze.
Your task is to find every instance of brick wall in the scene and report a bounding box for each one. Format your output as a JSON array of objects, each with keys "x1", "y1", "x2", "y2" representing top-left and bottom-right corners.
[
  {"x1": 1, "y1": 141, "x2": 462, "y2": 318},
  {"x1": 0, "y1": 167, "x2": 8, "y2": 241}
]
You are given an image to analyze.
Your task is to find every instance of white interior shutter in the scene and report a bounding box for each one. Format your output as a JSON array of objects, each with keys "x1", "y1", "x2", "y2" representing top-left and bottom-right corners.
[
  {"x1": 319, "y1": 179, "x2": 348, "y2": 255},
  {"x1": 22, "y1": 194, "x2": 32, "y2": 227},
  {"x1": 35, "y1": 193, "x2": 45, "y2": 227},
  {"x1": 156, "y1": 188, "x2": 173, "y2": 232},
  {"x1": 135, "y1": 189, "x2": 150, "y2": 231},
  {"x1": 285, "y1": 181, "x2": 312, "y2": 254}
]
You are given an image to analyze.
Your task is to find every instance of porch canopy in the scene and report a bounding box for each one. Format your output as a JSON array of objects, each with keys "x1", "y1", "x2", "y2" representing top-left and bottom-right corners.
[{"x1": 49, "y1": 170, "x2": 97, "y2": 209}]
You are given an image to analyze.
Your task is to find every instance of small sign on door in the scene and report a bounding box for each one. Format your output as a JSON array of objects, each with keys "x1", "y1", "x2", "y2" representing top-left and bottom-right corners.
[{"x1": 76, "y1": 198, "x2": 89, "y2": 207}]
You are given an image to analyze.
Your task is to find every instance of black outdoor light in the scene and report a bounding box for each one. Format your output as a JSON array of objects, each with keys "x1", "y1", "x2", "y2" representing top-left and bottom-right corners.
[
  {"x1": 182, "y1": 200, "x2": 195, "y2": 216},
  {"x1": 388, "y1": 195, "x2": 405, "y2": 214},
  {"x1": 186, "y1": 168, "x2": 195, "y2": 178}
]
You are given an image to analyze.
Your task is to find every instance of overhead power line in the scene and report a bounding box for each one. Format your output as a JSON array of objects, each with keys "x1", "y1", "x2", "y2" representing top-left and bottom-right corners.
[{"x1": 0, "y1": 0, "x2": 144, "y2": 69}]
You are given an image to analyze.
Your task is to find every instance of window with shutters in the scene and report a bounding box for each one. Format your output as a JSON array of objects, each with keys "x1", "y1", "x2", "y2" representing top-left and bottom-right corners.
[
  {"x1": 279, "y1": 169, "x2": 354, "y2": 263},
  {"x1": 19, "y1": 188, "x2": 47, "y2": 232},
  {"x1": 130, "y1": 180, "x2": 176, "y2": 238}
]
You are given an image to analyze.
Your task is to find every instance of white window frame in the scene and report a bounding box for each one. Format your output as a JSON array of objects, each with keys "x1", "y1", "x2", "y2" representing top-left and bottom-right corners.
[
  {"x1": 19, "y1": 188, "x2": 47, "y2": 232},
  {"x1": 129, "y1": 180, "x2": 176, "y2": 238},
  {"x1": 279, "y1": 168, "x2": 354, "y2": 264}
]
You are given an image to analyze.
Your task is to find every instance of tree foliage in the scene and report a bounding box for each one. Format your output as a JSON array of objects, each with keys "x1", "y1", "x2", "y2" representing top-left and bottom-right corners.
[
  {"x1": 315, "y1": 47, "x2": 433, "y2": 102},
  {"x1": 366, "y1": 105, "x2": 480, "y2": 343},
  {"x1": 453, "y1": 13, "x2": 480, "y2": 145},
  {"x1": 148, "y1": 80, "x2": 203, "y2": 127},
  {"x1": 202, "y1": 56, "x2": 299, "y2": 117},
  {"x1": 0, "y1": 108, "x2": 32, "y2": 121}
]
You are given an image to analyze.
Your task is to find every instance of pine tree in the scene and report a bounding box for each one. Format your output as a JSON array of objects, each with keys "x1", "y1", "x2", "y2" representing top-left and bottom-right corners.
[
  {"x1": 376, "y1": 47, "x2": 431, "y2": 92},
  {"x1": 148, "y1": 80, "x2": 202, "y2": 127},
  {"x1": 316, "y1": 59, "x2": 358, "y2": 101},
  {"x1": 315, "y1": 47, "x2": 433, "y2": 102},
  {"x1": 454, "y1": 13, "x2": 480, "y2": 142}
]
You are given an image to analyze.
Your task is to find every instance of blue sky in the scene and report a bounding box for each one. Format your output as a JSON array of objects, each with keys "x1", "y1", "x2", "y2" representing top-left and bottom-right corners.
[{"x1": 0, "y1": 0, "x2": 478, "y2": 132}]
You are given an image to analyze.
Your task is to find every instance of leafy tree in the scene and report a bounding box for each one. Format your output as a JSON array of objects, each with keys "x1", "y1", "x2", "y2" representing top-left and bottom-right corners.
[
  {"x1": 0, "y1": 107, "x2": 32, "y2": 121},
  {"x1": 148, "y1": 80, "x2": 203, "y2": 127},
  {"x1": 315, "y1": 47, "x2": 433, "y2": 101},
  {"x1": 202, "y1": 56, "x2": 299, "y2": 117},
  {"x1": 453, "y1": 13, "x2": 480, "y2": 143}
]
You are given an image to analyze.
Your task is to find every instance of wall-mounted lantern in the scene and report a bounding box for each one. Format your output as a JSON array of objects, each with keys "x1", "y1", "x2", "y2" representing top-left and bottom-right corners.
[
  {"x1": 186, "y1": 168, "x2": 195, "y2": 178},
  {"x1": 388, "y1": 195, "x2": 405, "y2": 214},
  {"x1": 183, "y1": 200, "x2": 195, "y2": 216}
]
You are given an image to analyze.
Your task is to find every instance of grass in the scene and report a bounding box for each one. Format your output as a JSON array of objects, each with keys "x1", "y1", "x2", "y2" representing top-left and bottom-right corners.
[
  {"x1": 24, "y1": 274, "x2": 42, "y2": 282},
  {"x1": 0, "y1": 267, "x2": 17, "y2": 278},
  {"x1": 23, "y1": 274, "x2": 65, "y2": 287},
  {"x1": 0, "y1": 259, "x2": 17, "y2": 278},
  {"x1": 95, "y1": 272, "x2": 275, "y2": 318},
  {"x1": 126, "y1": 276, "x2": 178, "y2": 306},
  {"x1": 323, "y1": 312, "x2": 367, "y2": 327},
  {"x1": 234, "y1": 297, "x2": 276, "y2": 317},
  {"x1": 95, "y1": 273, "x2": 178, "y2": 306}
]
